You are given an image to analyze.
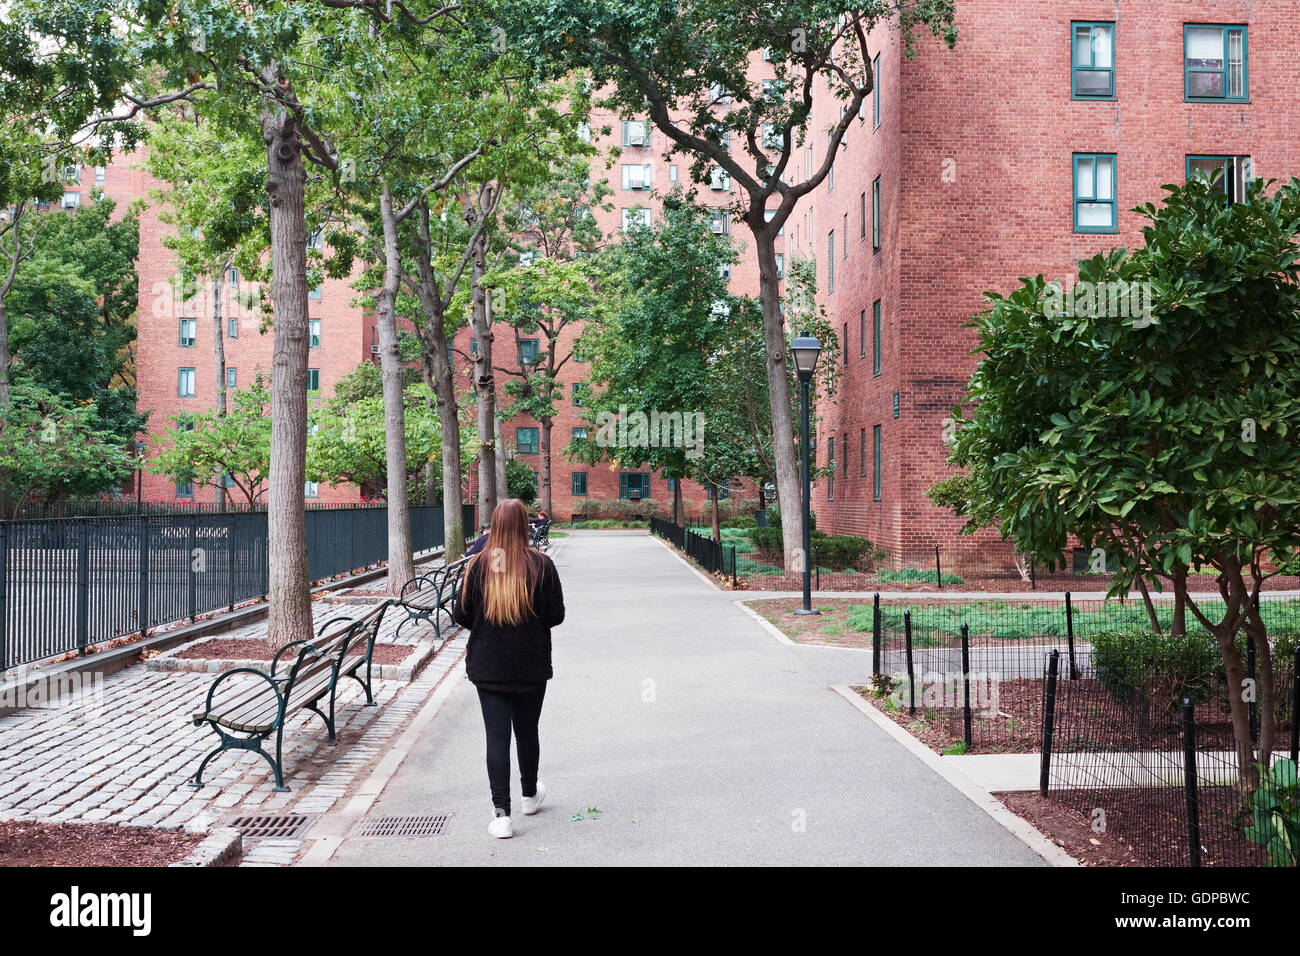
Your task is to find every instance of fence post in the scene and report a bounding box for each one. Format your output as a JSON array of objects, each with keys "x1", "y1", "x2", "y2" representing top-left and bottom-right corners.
[
  {"x1": 0, "y1": 522, "x2": 7, "y2": 671},
  {"x1": 227, "y1": 515, "x2": 236, "y2": 612},
  {"x1": 75, "y1": 519, "x2": 90, "y2": 654},
  {"x1": 1040, "y1": 649, "x2": 1060, "y2": 797},
  {"x1": 138, "y1": 516, "x2": 150, "y2": 637},
  {"x1": 904, "y1": 609, "x2": 915, "y2": 716},
  {"x1": 1292, "y1": 647, "x2": 1299, "y2": 765},
  {"x1": 730, "y1": 545, "x2": 738, "y2": 588},
  {"x1": 1065, "y1": 590, "x2": 1079, "y2": 680},
  {"x1": 1247, "y1": 639, "x2": 1258, "y2": 745},
  {"x1": 187, "y1": 513, "x2": 198, "y2": 623},
  {"x1": 872, "y1": 593, "x2": 881, "y2": 680},
  {"x1": 1030, "y1": 559, "x2": 1036, "y2": 591},
  {"x1": 960, "y1": 622, "x2": 972, "y2": 750},
  {"x1": 935, "y1": 546, "x2": 943, "y2": 590},
  {"x1": 1183, "y1": 698, "x2": 1202, "y2": 868}
]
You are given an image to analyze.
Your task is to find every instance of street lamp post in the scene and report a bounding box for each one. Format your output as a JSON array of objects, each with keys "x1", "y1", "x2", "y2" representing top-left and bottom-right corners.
[
  {"x1": 135, "y1": 440, "x2": 145, "y2": 515},
  {"x1": 790, "y1": 337, "x2": 822, "y2": 615}
]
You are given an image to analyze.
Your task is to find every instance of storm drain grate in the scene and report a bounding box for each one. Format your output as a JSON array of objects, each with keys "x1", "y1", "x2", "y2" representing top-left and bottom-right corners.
[
  {"x1": 353, "y1": 814, "x2": 450, "y2": 838},
  {"x1": 227, "y1": 813, "x2": 318, "y2": 839}
]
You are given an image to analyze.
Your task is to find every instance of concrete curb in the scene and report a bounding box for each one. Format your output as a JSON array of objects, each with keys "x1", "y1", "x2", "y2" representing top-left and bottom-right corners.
[
  {"x1": 733, "y1": 598, "x2": 875, "y2": 653},
  {"x1": 170, "y1": 827, "x2": 242, "y2": 867},
  {"x1": 829, "y1": 683, "x2": 1078, "y2": 868},
  {"x1": 648, "y1": 534, "x2": 725, "y2": 591}
]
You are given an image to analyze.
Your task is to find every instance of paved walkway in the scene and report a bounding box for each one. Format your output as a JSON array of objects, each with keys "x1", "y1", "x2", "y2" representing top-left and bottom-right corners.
[{"x1": 329, "y1": 530, "x2": 1044, "y2": 866}]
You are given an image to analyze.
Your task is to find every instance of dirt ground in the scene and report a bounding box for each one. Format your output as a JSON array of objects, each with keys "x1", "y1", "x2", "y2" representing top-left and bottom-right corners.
[
  {"x1": 0, "y1": 820, "x2": 204, "y2": 867},
  {"x1": 175, "y1": 638, "x2": 413, "y2": 665}
]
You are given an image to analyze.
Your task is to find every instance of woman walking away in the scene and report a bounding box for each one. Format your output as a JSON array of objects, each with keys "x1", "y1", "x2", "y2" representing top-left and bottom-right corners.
[{"x1": 452, "y1": 498, "x2": 565, "y2": 838}]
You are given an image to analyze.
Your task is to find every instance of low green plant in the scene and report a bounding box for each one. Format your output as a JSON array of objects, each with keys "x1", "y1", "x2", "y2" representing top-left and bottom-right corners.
[
  {"x1": 942, "y1": 741, "x2": 969, "y2": 756},
  {"x1": 1245, "y1": 759, "x2": 1300, "y2": 867},
  {"x1": 1091, "y1": 630, "x2": 1223, "y2": 714}
]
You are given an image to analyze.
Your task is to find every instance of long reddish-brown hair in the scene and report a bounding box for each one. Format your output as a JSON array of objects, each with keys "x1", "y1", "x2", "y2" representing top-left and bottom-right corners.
[{"x1": 467, "y1": 499, "x2": 544, "y2": 626}]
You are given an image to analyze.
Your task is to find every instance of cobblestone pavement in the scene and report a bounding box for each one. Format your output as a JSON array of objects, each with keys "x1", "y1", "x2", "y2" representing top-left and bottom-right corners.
[{"x1": 0, "y1": 590, "x2": 466, "y2": 867}]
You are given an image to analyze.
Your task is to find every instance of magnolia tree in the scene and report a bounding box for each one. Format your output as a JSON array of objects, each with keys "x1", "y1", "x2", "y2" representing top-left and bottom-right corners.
[
  {"x1": 494, "y1": 0, "x2": 956, "y2": 569},
  {"x1": 941, "y1": 177, "x2": 1300, "y2": 786}
]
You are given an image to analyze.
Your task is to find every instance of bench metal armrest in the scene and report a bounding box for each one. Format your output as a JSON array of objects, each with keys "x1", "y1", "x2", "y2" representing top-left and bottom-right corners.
[
  {"x1": 399, "y1": 574, "x2": 439, "y2": 602},
  {"x1": 317, "y1": 615, "x2": 355, "y2": 637},
  {"x1": 270, "y1": 639, "x2": 311, "y2": 678},
  {"x1": 196, "y1": 667, "x2": 284, "y2": 727}
]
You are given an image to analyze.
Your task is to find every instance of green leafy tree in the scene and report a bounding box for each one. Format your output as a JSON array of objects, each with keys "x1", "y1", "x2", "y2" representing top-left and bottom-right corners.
[
  {"x1": 495, "y1": 0, "x2": 956, "y2": 569},
  {"x1": 148, "y1": 378, "x2": 272, "y2": 505},
  {"x1": 941, "y1": 177, "x2": 1300, "y2": 787}
]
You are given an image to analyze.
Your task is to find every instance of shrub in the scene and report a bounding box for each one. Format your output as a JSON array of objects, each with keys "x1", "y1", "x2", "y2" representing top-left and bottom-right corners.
[
  {"x1": 722, "y1": 515, "x2": 756, "y2": 529},
  {"x1": 812, "y1": 534, "x2": 872, "y2": 571},
  {"x1": 571, "y1": 498, "x2": 658, "y2": 521},
  {"x1": 1091, "y1": 630, "x2": 1223, "y2": 714}
]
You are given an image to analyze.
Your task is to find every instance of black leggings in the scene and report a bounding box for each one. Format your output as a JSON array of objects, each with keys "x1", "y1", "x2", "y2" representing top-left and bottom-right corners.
[{"x1": 475, "y1": 684, "x2": 547, "y2": 815}]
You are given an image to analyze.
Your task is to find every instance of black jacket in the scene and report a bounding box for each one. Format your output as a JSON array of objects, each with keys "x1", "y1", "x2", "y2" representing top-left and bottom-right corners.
[{"x1": 452, "y1": 551, "x2": 565, "y2": 683}]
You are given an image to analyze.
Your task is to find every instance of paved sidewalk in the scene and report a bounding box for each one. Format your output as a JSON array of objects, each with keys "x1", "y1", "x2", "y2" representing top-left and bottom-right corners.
[{"x1": 329, "y1": 530, "x2": 1045, "y2": 866}]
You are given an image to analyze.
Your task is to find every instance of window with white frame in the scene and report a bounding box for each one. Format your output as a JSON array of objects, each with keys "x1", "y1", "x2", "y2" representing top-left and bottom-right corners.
[
  {"x1": 622, "y1": 120, "x2": 650, "y2": 146},
  {"x1": 179, "y1": 318, "x2": 197, "y2": 348},
  {"x1": 622, "y1": 164, "x2": 653, "y2": 190},
  {"x1": 621, "y1": 207, "x2": 652, "y2": 232}
]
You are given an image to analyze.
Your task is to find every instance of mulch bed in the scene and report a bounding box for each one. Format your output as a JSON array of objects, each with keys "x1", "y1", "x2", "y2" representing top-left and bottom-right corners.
[
  {"x1": 744, "y1": 598, "x2": 875, "y2": 647},
  {"x1": 175, "y1": 638, "x2": 413, "y2": 666},
  {"x1": 744, "y1": 568, "x2": 1299, "y2": 594},
  {"x1": 857, "y1": 678, "x2": 1043, "y2": 754},
  {"x1": 995, "y1": 792, "x2": 1146, "y2": 866},
  {"x1": 0, "y1": 820, "x2": 204, "y2": 867}
]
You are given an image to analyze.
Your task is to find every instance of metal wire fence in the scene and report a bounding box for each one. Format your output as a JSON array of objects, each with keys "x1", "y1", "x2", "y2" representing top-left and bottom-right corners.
[
  {"x1": 0, "y1": 504, "x2": 475, "y2": 670},
  {"x1": 650, "y1": 517, "x2": 738, "y2": 584}
]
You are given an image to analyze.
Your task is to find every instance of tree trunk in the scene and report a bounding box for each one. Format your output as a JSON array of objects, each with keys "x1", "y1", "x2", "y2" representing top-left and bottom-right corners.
[
  {"x1": 494, "y1": 417, "x2": 509, "y2": 501},
  {"x1": 539, "y1": 417, "x2": 553, "y2": 515},
  {"x1": 1245, "y1": 588, "x2": 1277, "y2": 773},
  {"x1": 467, "y1": 199, "x2": 499, "y2": 521},
  {"x1": 261, "y1": 83, "x2": 313, "y2": 650},
  {"x1": 1171, "y1": 567, "x2": 1188, "y2": 638},
  {"x1": 1208, "y1": 572, "x2": 1260, "y2": 794},
  {"x1": 376, "y1": 185, "x2": 414, "y2": 595},
  {"x1": 211, "y1": 270, "x2": 228, "y2": 512},
  {"x1": 413, "y1": 210, "x2": 465, "y2": 561},
  {"x1": 752, "y1": 227, "x2": 801, "y2": 572},
  {"x1": 711, "y1": 484, "x2": 721, "y2": 542},
  {"x1": 673, "y1": 478, "x2": 683, "y2": 525}
]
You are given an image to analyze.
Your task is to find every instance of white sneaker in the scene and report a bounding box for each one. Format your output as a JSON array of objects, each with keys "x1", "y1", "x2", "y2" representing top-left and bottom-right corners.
[
  {"x1": 488, "y1": 814, "x2": 513, "y2": 838},
  {"x1": 521, "y1": 781, "x2": 547, "y2": 816}
]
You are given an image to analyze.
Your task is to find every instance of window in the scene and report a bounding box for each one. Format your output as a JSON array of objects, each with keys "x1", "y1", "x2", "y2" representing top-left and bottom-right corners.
[
  {"x1": 719, "y1": 263, "x2": 732, "y2": 280},
  {"x1": 710, "y1": 208, "x2": 730, "y2": 235},
  {"x1": 621, "y1": 164, "x2": 653, "y2": 190},
  {"x1": 709, "y1": 82, "x2": 731, "y2": 105},
  {"x1": 308, "y1": 283, "x2": 323, "y2": 300},
  {"x1": 621, "y1": 208, "x2": 652, "y2": 232},
  {"x1": 1188, "y1": 155, "x2": 1252, "y2": 204},
  {"x1": 860, "y1": 427, "x2": 867, "y2": 476},
  {"x1": 873, "y1": 300, "x2": 882, "y2": 375},
  {"x1": 304, "y1": 481, "x2": 319, "y2": 498},
  {"x1": 860, "y1": 192, "x2": 866, "y2": 240},
  {"x1": 774, "y1": 253, "x2": 784, "y2": 279},
  {"x1": 669, "y1": 165, "x2": 678, "y2": 182},
  {"x1": 709, "y1": 166, "x2": 730, "y2": 192},
  {"x1": 178, "y1": 368, "x2": 196, "y2": 397},
  {"x1": 226, "y1": 367, "x2": 237, "y2": 389},
  {"x1": 307, "y1": 368, "x2": 320, "y2": 392},
  {"x1": 228, "y1": 315, "x2": 238, "y2": 338},
  {"x1": 179, "y1": 318, "x2": 197, "y2": 348},
  {"x1": 1072, "y1": 23, "x2": 1115, "y2": 98},
  {"x1": 827, "y1": 438, "x2": 835, "y2": 501},
  {"x1": 309, "y1": 318, "x2": 321, "y2": 348},
  {"x1": 1185, "y1": 25, "x2": 1247, "y2": 101},
  {"x1": 1073, "y1": 153, "x2": 1117, "y2": 232},
  {"x1": 518, "y1": 339, "x2": 540, "y2": 366},
  {"x1": 828, "y1": 231, "x2": 835, "y2": 293},
  {"x1": 763, "y1": 208, "x2": 783, "y2": 236},
  {"x1": 842, "y1": 214, "x2": 848, "y2": 257},
  {"x1": 572, "y1": 382, "x2": 585, "y2": 406},
  {"x1": 762, "y1": 124, "x2": 782, "y2": 150},
  {"x1": 572, "y1": 427, "x2": 587, "y2": 448},
  {"x1": 619, "y1": 473, "x2": 650, "y2": 499},
  {"x1": 61, "y1": 192, "x2": 80, "y2": 209},
  {"x1": 307, "y1": 229, "x2": 324, "y2": 251},
  {"x1": 872, "y1": 55, "x2": 881, "y2": 129},
  {"x1": 94, "y1": 167, "x2": 106, "y2": 183},
  {"x1": 871, "y1": 177, "x2": 882, "y2": 251},
  {"x1": 576, "y1": 121, "x2": 591, "y2": 143},
  {"x1": 228, "y1": 268, "x2": 239, "y2": 287},
  {"x1": 859, "y1": 309, "x2": 866, "y2": 359},
  {"x1": 572, "y1": 471, "x2": 588, "y2": 496},
  {"x1": 470, "y1": 337, "x2": 478, "y2": 356},
  {"x1": 622, "y1": 120, "x2": 650, "y2": 146},
  {"x1": 176, "y1": 480, "x2": 194, "y2": 499},
  {"x1": 516, "y1": 427, "x2": 539, "y2": 455},
  {"x1": 872, "y1": 426, "x2": 882, "y2": 500}
]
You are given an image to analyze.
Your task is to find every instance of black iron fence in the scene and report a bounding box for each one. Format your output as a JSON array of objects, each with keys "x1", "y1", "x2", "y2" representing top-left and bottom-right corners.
[
  {"x1": 650, "y1": 517, "x2": 738, "y2": 584},
  {"x1": 868, "y1": 593, "x2": 1300, "y2": 755},
  {"x1": 0, "y1": 503, "x2": 475, "y2": 670},
  {"x1": 1041, "y1": 644, "x2": 1299, "y2": 867}
]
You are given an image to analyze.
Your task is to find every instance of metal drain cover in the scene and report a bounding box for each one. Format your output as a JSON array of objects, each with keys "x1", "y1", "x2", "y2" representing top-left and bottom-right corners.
[
  {"x1": 227, "y1": 813, "x2": 318, "y2": 839},
  {"x1": 353, "y1": 814, "x2": 450, "y2": 838}
]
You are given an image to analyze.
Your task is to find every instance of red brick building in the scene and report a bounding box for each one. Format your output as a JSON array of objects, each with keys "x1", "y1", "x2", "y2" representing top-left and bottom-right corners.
[{"x1": 805, "y1": 3, "x2": 1300, "y2": 565}]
